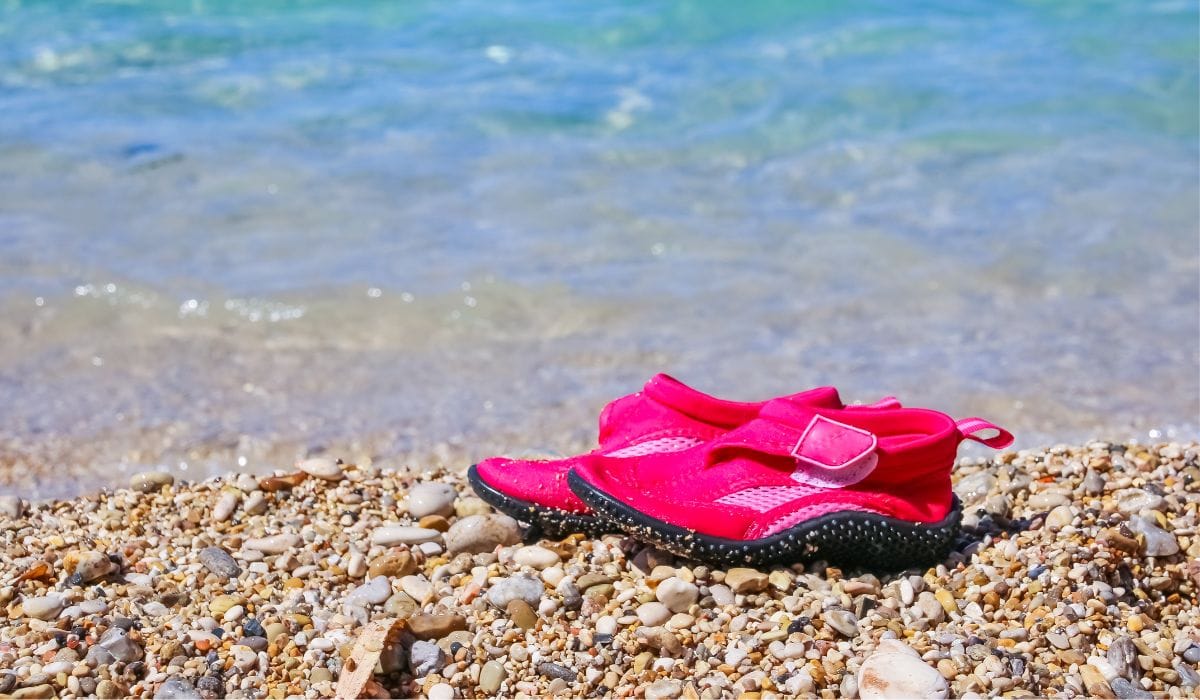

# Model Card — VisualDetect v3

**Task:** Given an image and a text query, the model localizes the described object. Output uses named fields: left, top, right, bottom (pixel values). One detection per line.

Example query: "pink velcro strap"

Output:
left=791, top=415, right=877, bottom=471
left=956, top=417, right=1015, bottom=449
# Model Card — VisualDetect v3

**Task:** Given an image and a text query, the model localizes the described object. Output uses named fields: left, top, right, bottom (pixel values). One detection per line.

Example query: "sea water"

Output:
left=0, top=1, right=1196, bottom=495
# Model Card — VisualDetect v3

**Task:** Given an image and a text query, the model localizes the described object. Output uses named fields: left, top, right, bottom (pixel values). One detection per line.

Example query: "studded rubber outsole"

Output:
left=568, top=470, right=963, bottom=570
left=466, top=465, right=610, bottom=539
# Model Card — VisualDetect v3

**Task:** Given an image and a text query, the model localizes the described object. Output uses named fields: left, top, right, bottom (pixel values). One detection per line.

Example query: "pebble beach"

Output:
left=0, top=440, right=1196, bottom=699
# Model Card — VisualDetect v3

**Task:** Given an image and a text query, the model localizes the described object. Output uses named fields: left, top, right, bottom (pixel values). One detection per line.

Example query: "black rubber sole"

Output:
left=568, top=470, right=962, bottom=570
left=467, top=464, right=610, bottom=539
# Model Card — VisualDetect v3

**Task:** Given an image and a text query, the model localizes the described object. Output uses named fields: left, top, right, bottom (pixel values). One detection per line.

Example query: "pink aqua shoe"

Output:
left=467, top=375, right=898, bottom=537
left=567, top=399, right=1012, bottom=568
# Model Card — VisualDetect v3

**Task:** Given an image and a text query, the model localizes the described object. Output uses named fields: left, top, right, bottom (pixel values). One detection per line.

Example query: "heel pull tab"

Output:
left=956, top=418, right=1015, bottom=449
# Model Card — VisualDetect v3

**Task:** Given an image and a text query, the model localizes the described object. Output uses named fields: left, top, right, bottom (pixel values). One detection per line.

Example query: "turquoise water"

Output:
left=0, top=1, right=1197, bottom=495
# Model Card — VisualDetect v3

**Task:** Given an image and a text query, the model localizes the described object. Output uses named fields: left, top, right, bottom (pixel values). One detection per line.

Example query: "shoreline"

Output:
left=0, top=440, right=1195, bottom=698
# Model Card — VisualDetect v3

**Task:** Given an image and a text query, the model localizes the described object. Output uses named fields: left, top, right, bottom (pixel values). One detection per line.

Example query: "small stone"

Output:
left=370, top=526, right=442, bottom=547
left=1099, top=528, right=1141, bottom=554
left=825, top=609, right=859, bottom=637
left=577, top=573, right=614, bottom=590
left=409, top=640, right=444, bottom=677
left=1046, top=631, right=1071, bottom=650
left=538, top=662, right=576, bottom=681
left=725, top=567, right=768, bottom=594
left=155, top=677, right=201, bottom=699
left=244, top=490, right=268, bottom=515
left=345, top=576, right=392, bottom=606
left=208, top=595, right=243, bottom=617
left=454, top=496, right=492, bottom=517
left=418, top=514, right=450, bottom=531
left=309, top=668, right=333, bottom=685
left=212, top=491, right=239, bottom=522
left=98, top=627, right=143, bottom=662
left=297, top=457, right=344, bottom=480
left=513, top=545, right=560, bottom=570
left=480, top=660, right=506, bottom=694
left=347, top=550, right=367, bottom=578
left=486, top=575, right=543, bottom=609
left=231, top=644, right=257, bottom=672
left=507, top=599, right=538, bottom=630
left=385, top=591, right=419, bottom=617
left=199, top=547, right=241, bottom=579
left=131, top=471, right=174, bottom=492
left=0, top=495, right=25, bottom=518
left=858, top=639, right=949, bottom=699
left=11, top=685, right=55, bottom=699
left=427, top=683, right=454, bottom=700
left=646, top=679, right=683, bottom=700
left=709, top=584, right=735, bottom=606
left=637, top=602, right=672, bottom=627
left=934, top=589, right=958, bottom=615
left=405, top=483, right=458, bottom=518
left=1045, top=505, right=1074, bottom=531
left=369, top=550, right=417, bottom=578
left=222, top=604, right=245, bottom=623
left=1114, top=489, right=1165, bottom=515
left=1107, top=637, right=1138, bottom=679
left=1083, top=469, right=1105, bottom=495
left=22, top=594, right=63, bottom=620
left=1127, top=515, right=1179, bottom=556
left=243, top=534, right=300, bottom=553
left=656, top=577, right=699, bottom=613
left=1081, top=664, right=1116, bottom=699
left=954, top=471, right=995, bottom=504
left=1184, top=646, right=1200, bottom=664
left=843, top=580, right=877, bottom=596
left=0, top=674, right=13, bottom=694
left=1111, top=678, right=1153, bottom=699
left=1028, top=492, right=1069, bottom=509
left=916, top=591, right=945, bottom=623
left=96, top=680, right=123, bottom=699
left=409, top=614, right=468, bottom=639
left=445, top=514, right=521, bottom=554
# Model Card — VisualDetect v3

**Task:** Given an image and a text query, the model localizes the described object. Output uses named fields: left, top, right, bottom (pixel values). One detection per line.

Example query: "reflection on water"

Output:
left=0, top=1, right=1196, bottom=496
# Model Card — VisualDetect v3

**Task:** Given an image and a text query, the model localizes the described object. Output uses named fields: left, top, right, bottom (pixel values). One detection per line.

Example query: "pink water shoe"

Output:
left=567, top=398, right=1012, bottom=568
left=468, top=375, right=897, bottom=537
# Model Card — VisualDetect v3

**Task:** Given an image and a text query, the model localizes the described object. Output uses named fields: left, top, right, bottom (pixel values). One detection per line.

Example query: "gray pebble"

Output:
left=198, top=547, right=241, bottom=579
left=824, top=609, right=859, bottom=638
left=1110, top=678, right=1153, bottom=699
left=537, top=662, right=576, bottom=681
left=99, top=627, right=143, bottom=663
left=1108, top=637, right=1138, bottom=679
left=0, top=674, right=14, bottom=694
left=409, top=640, right=444, bottom=677
left=155, top=677, right=200, bottom=699
left=1183, top=646, right=1200, bottom=664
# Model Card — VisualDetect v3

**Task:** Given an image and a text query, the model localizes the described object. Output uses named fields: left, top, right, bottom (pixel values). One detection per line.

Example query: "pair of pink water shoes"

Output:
left=467, top=374, right=1013, bottom=568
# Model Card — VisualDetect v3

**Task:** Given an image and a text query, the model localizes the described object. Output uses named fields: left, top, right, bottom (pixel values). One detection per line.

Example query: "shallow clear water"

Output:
left=0, top=1, right=1197, bottom=496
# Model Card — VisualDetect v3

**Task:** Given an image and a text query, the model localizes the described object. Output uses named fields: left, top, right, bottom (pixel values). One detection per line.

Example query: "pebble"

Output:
left=98, top=627, right=142, bottom=662
left=22, top=594, right=63, bottom=620
left=131, top=471, right=174, bottom=492
left=646, top=679, right=683, bottom=699
left=409, top=640, right=444, bottom=677
left=709, top=583, right=735, bottom=606
left=444, top=514, right=521, bottom=554
left=370, top=526, right=442, bottom=547
left=409, top=614, right=467, bottom=639
left=538, top=661, right=576, bottom=681
left=637, top=602, right=672, bottom=626
left=1045, top=504, right=1074, bottom=530
left=1114, top=488, right=1165, bottom=514
left=486, top=575, right=543, bottom=610
left=345, top=576, right=392, bottom=606
left=655, top=576, right=699, bottom=613
left=400, top=575, right=434, bottom=603
left=1127, top=515, right=1180, bottom=556
left=405, top=483, right=458, bottom=518
left=858, top=639, right=949, bottom=699
left=825, top=609, right=860, bottom=637
left=243, top=534, right=300, bottom=553
left=513, top=545, right=560, bottom=570
left=297, top=457, right=344, bottom=480
left=507, top=599, right=538, bottom=629
left=725, top=567, right=768, bottom=594
left=198, top=547, right=241, bottom=579
left=427, top=682, right=454, bottom=700
left=1111, top=678, right=1153, bottom=699
left=212, top=491, right=239, bottom=522
left=154, top=677, right=200, bottom=699
left=1081, top=664, right=1116, bottom=698
left=369, top=549, right=417, bottom=578
left=0, top=495, right=25, bottom=518
left=479, top=660, right=506, bottom=694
